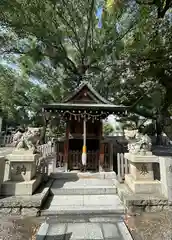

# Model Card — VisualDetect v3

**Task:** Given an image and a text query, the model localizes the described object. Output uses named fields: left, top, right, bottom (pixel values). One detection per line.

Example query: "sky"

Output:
left=96, top=7, right=103, bottom=28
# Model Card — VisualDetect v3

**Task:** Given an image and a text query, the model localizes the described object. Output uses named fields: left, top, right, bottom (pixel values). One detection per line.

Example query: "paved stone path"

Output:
left=37, top=214, right=133, bottom=240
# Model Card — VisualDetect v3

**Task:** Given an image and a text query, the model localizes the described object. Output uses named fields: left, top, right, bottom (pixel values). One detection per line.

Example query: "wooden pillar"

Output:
left=99, top=120, right=104, bottom=172
left=64, top=121, right=69, bottom=172
left=82, top=118, right=87, bottom=167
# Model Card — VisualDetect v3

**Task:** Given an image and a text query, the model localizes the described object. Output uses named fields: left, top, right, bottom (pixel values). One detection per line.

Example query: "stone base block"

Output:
left=7, top=151, right=40, bottom=181
left=1, top=175, right=42, bottom=196
left=125, top=174, right=161, bottom=194
left=117, top=183, right=169, bottom=214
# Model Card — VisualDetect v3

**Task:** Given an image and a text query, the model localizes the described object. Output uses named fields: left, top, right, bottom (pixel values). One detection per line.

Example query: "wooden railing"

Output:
left=117, top=153, right=130, bottom=182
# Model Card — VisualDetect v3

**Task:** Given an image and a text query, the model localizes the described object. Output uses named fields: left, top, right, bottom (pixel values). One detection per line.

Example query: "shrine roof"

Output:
left=63, top=81, right=113, bottom=104
left=42, top=103, right=128, bottom=112
left=42, top=82, right=128, bottom=112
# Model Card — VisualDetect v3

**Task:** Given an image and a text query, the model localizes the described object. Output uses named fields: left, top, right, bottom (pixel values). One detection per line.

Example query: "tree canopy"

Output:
left=0, top=0, right=172, bottom=138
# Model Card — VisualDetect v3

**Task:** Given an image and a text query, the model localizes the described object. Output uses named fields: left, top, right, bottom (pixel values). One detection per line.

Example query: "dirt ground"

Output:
left=125, top=211, right=172, bottom=240
left=0, top=214, right=43, bottom=240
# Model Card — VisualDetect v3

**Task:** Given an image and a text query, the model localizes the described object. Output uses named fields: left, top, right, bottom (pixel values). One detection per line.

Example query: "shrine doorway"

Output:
left=68, top=138, right=99, bottom=171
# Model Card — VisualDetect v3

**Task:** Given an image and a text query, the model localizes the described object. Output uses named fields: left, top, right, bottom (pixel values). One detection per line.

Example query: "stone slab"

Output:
left=125, top=174, right=161, bottom=194
left=41, top=194, right=125, bottom=216
left=50, top=171, right=117, bottom=180
left=50, top=178, right=117, bottom=195
left=1, top=175, right=42, bottom=196
left=159, top=156, right=172, bottom=200
left=68, top=223, right=103, bottom=239
left=125, top=153, right=159, bottom=163
left=46, top=194, right=123, bottom=207
left=51, top=178, right=115, bottom=188
left=51, top=187, right=117, bottom=195
left=50, top=195, right=84, bottom=206
left=83, top=195, right=123, bottom=206
left=42, top=206, right=125, bottom=216
left=101, top=223, right=120, bottom=239
left=7, top=151, right=40, bottom=162
left=47, top=223, right=67, bottom=238
left=117, top=182, right=171, bottom=213
left=36, top=220, right=133, bottom=240
left=0, top=178, right=52, bottom=208
left=46, top=214, right=124, bottom=224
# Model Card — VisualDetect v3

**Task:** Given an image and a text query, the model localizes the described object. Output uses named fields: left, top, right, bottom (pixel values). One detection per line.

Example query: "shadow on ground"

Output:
left=37, top=232, right=72, bottom=240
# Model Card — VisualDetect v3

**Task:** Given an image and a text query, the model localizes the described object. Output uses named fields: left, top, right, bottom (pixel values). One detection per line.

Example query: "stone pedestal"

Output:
left=1, top=150, right=42, bottom=196
left=125, top=152, right=161, bottom=194
left=8, top=150, right=40, bottom=181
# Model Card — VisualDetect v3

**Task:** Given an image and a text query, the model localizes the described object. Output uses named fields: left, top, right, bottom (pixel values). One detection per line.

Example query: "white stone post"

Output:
left=159, top=156, right=172, bottom=201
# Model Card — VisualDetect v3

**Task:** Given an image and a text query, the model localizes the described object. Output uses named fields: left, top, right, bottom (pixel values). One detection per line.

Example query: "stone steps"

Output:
left=50, top=178, right=117, bottom=195
left=50, top=171, right=116, bottom=180
left=50, top=186, right=117, bottom=195
left=41, top=194, right=125, bottom=216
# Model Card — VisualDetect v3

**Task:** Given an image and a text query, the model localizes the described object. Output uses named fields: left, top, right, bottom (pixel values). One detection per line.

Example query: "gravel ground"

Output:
left=0, top=214, right=43, bottom=240
left=126, top=211, right=172, bottom=240
left=1, top=211, right=172, bottom=240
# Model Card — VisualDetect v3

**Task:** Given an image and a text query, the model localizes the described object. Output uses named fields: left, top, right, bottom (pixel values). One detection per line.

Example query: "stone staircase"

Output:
left=41, top=172, right=126, bottom=216
left=37, top=172, right=134, bottom=240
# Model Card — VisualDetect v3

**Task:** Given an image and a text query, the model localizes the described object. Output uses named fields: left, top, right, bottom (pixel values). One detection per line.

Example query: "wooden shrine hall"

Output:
left=42, top=82, right=128, bottom=172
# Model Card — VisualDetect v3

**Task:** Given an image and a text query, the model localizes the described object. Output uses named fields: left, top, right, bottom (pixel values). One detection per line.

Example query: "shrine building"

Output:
left=42, top=82, right=128, bottom=172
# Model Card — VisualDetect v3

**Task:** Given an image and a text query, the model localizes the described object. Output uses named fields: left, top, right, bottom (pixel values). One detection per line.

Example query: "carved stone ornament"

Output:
left=125, top=130, right=152, bottom=154
left=140, top=164, right=149, bottom=175
left=169, top=165, right=172, bottom=173
left=12, top=127, right=42, bottom=153
left=16, top=165, right=27, bottom=175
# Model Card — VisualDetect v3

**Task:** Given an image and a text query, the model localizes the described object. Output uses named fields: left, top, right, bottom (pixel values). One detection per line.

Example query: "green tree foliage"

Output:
left=0, top=0, right=139, bottom=94
left=0, top=0, right=172, bottom=142
left=103, top=122, right=114, bottom=136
